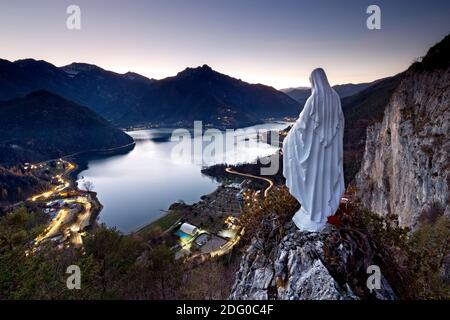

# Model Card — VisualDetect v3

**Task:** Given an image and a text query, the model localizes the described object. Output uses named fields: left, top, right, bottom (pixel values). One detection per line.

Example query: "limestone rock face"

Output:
left=356, top=66, right=450, bottom=229
left=229, top=221, right=395, bottom=300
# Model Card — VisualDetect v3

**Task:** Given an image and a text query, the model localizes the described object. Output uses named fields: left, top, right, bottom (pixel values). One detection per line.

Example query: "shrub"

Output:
left=238, top=186, right=299, bottom=244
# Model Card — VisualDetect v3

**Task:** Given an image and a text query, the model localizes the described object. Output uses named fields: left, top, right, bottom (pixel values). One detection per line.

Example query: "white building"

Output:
left=179, top=222, right=199, bottom=236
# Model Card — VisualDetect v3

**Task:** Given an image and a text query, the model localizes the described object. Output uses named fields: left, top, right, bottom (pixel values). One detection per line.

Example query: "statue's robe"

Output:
left=283, top=68, right=345, bottom=232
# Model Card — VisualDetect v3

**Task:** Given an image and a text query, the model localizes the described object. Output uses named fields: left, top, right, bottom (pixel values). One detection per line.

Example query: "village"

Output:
left=15, top=159, right=102, bottom=250
left=17, top=156, right=269, bottom=265
left=140, top=179, right=261, bottom=262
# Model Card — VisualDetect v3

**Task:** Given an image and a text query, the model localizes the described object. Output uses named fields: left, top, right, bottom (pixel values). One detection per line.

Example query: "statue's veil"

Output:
left=283, top=68, right=345, bottom=232
left=305, top=68, right=343, bottom=148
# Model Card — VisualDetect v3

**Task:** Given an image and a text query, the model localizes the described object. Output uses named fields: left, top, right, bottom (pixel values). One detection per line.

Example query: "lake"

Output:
left=76, top=122, right=290, bottom=233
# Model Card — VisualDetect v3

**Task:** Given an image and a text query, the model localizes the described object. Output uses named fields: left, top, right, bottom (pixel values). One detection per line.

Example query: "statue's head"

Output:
left=309, top=68, right=331, bottom=91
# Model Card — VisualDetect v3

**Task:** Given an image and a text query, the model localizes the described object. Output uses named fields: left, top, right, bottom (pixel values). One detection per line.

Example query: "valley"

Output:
left=0, top=33, right=448, bottom=301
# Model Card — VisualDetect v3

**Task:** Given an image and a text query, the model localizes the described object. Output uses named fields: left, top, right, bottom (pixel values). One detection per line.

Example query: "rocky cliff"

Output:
left=356, top=35, right=450, bottom=229
left=230, top=35, right=450, bottom=300
left=230, top=215, right=396, bottom=300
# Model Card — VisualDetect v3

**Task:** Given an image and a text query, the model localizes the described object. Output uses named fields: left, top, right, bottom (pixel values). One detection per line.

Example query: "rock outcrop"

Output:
left=231, top=34, right=450, bottom=301
left=356, top=35, right=450, bottom=229
left=230, top=219, right=396, bottom=300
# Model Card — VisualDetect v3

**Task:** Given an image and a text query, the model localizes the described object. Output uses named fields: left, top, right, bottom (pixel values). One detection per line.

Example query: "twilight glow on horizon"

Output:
left=0, top=0, right=449, bottom=89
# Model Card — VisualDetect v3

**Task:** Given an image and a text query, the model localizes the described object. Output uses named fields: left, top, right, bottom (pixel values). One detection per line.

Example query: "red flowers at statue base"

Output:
left=327, top=196, right=352, bottom=228
left=327, top=214, right=342, bottom=228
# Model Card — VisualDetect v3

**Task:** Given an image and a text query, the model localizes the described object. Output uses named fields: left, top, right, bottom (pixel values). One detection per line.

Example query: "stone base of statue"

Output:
left=292, top=207, right=328, bottom=232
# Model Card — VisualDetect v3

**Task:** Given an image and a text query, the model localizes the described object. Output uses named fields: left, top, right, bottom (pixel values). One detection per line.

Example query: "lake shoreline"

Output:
left=123, top=118, right=292, bottom=133
left=76, top=123, right=290, bottom=234
left=138, top=153, right=280, bottom=236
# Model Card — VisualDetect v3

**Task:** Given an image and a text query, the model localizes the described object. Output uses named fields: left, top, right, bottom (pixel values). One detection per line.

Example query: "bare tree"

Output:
left=83, top=180, right=94, bottom=192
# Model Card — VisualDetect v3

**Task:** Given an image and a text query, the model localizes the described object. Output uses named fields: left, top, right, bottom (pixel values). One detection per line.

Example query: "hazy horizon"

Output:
left=1, top=0, right=449, bottom=89
left=3, top=56, right=395, bottom=90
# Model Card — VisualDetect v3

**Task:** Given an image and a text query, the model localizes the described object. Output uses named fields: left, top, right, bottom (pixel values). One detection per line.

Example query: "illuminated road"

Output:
left=34, top=195, right=92, bottom=247
left=72, top=197, right=92, bottom=231
left=188, top=167, right=275, bottom=260
left=35, top=208, right=73, bottom=244
left=209, top=228, right=244, bottom=258
left=225, top=167, right=274, bottom=197
left=30, top=160, right=94, bottom=248
left=182, top=168, right=272, bottom=262
left=30, top=161, right=75, bottom=202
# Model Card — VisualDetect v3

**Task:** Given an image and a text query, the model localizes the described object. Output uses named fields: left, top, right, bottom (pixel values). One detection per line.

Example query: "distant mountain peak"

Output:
left=283, top=79, right=386, bottom=104
left=61, top=63, right=106, bottom=77
left=200, top=64, right=212, bottom=71
left=0, top=57, right=298, bottom=129
left=177, top=64, right=216, bottom=78
left=189, top=64, right=213, bottom=71
left=122, top=71, right=153, bottom=82
left=13, top=59, right=58, bottom=70
left=14, top=58, right=42, bottom=66
left=280, top=86, right=309, bottom=93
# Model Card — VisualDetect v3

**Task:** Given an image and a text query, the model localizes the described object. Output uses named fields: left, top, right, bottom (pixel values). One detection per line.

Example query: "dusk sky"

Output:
left=0, top=0, right=449, bottom=88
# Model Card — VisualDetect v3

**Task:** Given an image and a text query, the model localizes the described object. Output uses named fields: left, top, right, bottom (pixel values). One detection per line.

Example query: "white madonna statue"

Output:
left=283, top=68, right=345, bottom=232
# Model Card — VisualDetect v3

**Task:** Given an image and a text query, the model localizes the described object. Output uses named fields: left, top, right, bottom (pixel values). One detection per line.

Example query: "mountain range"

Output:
left=0, top=60, right=299, bottom=128
left=282, top=80, right=383, bottom=106
left=0, top=56, right=401, bottom=170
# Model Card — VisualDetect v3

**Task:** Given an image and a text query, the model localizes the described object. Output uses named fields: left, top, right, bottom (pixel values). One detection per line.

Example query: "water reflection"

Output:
left=77, top=122, right=290, bottom=233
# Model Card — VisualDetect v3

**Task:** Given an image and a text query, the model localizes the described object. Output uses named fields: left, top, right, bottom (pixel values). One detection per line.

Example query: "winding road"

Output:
left=30, top=160, right=94, bottom=247
left=30, top=160, right=75, bottom=202
left=225, top=167, right=274, bottom=198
